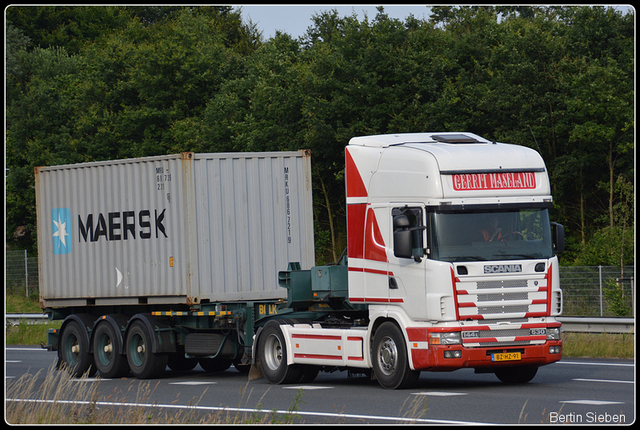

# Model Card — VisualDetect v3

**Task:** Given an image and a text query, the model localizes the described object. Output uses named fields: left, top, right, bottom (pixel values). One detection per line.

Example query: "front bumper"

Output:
left=410, top=340, right=562, bottom=371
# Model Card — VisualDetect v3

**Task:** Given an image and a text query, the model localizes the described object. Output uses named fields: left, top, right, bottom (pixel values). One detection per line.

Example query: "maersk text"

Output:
left=78, top=209, right=167, bottom=242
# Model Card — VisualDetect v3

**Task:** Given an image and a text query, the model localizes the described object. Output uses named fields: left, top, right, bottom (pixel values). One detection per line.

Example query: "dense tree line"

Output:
left=6, top=5, right=634, bottom=266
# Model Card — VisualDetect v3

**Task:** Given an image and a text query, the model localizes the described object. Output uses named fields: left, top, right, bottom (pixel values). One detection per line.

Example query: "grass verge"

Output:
left=6, top=291, right=42, bottom=313
left=6, top=320, right=62, bottom=345
left=561, top=332, right=634, bottom=359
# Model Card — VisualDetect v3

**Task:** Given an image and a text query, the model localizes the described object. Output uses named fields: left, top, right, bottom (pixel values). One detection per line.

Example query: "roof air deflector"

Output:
left=431, top=134, right=480, bottom=144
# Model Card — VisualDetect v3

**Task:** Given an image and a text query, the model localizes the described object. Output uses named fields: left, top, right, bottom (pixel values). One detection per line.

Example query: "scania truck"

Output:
left=38, top=132, right=564, bottom=389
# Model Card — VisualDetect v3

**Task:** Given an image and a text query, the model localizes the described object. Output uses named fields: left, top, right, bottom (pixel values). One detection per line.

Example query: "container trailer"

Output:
left=38, top=132, right=564, bottom=388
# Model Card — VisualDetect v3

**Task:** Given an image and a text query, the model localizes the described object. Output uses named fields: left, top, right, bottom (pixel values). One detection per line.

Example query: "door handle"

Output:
left=389, top=277, right=398, bottom=289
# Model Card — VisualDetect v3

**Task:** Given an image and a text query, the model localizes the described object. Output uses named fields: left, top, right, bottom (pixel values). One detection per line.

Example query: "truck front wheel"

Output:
left=372, top=322, right=420, bottom=389
left=258, top=321, right=302, bottom=384
left=126, top=320, right=168, bottom=379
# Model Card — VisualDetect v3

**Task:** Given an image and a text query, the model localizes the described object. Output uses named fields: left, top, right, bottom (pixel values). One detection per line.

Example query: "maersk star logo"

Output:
left=52, top=208, right=72, bottom=255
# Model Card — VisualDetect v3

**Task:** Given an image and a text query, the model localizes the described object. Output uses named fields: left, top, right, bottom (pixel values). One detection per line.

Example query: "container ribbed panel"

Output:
left=37, top=151, right=314, bottom=307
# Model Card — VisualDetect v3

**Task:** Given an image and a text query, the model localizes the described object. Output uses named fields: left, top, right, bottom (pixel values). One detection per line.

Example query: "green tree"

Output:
left=6, top=6, right=134, bottom=54
left=5, top=5, right=633, bottom=267
left=5, top=7, right=259, bottom=252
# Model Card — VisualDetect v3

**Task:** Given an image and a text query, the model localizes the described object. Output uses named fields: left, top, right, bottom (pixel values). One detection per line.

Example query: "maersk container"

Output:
left=36, top=151, right=314, bottom=308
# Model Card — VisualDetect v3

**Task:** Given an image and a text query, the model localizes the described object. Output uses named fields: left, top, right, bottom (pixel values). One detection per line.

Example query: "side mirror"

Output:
left=551, top=222, right=565, bottom=253
left=393, top=215, right=424, bottom=261
left=393, top=214, right=410, bottom=229
left=394, top=229, right=413, bottom=259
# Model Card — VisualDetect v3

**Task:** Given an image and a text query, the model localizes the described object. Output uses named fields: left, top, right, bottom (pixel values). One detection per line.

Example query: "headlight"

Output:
left=547, top=327, right=561, bottom=340
left=429, top=331, right=462, bottom=345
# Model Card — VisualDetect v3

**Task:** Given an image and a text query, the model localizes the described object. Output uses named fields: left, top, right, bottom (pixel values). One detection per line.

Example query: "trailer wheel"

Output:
left=371, top=322, right=420, bottom=389
left=93, top=322, right=130, bottom=378
left=126, top=320, right=168, bottom=379
left=495, top=366, right=538, bottom=384
left=59, top=320, right=96, bottom=377
left=258, top=321, right=302, bottom=384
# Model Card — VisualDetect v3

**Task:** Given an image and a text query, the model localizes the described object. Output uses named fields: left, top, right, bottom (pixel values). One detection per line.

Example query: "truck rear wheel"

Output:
left=59, top=320, right=96, bottom=377
left=495, top=366, right=538, bottom=384
left=126, top=320, right=168, bottom=379
left=93, top=321, right=130, bottom=378
left=372, top=322, right=420, bottom=389
left=258, top=321, right=302, bottom=384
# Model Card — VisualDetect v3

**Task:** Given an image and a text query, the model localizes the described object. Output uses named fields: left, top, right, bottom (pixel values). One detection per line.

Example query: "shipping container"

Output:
left=36, top=151, right=314, bottom=308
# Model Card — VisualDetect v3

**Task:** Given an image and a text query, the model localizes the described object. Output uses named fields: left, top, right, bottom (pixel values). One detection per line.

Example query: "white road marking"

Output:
left=560, top=400, right=624, bottom=405
left=169, top=381, right=217, bottom=385
left=412, top=392, right=468, bottom=396
left=555, top=361, right=634, bottom=367
left=70, top=378, right=110, bottom=382
left=5, top=398, right=494, bottom=424
left=573, top=378, right=634, bottom=384
left=282, top=385, right=333, bottom=390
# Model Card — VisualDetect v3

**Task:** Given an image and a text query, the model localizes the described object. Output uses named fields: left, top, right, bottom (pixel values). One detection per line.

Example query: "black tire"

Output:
left=297, top=365, right=320, bottom=383
left=199, top=357, right=232, bottom=372
left=495, top=366, right=538, bottom=384
left=125, top=320, right=168, bottom=379
left=93, top=321, right=130, bottom=378
left=168, top=348, right=199, bottom=372
left=59, top=320, right=96, bottom=377
left=258, top=321, right=302, bottom=384
left=371, top=322, right=420, bottom=389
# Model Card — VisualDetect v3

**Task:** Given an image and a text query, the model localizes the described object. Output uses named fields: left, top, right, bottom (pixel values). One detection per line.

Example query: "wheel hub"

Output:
left=378, top=337, right=397, bottom=375
left=264, top=334, right=282, bottom=371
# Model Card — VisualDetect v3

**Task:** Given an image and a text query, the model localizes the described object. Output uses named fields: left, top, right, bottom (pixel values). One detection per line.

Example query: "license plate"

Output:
left=492, top=352, right=521, bottom=362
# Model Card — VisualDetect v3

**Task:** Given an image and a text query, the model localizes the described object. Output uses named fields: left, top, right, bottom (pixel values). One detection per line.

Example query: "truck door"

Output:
left=388, top=206, right=427, bottom=320
left=361, top=205, right=392, bottom=302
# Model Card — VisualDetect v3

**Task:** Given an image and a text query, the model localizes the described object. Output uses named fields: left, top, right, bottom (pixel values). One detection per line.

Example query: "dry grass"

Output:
left=5, top=364, right=305, bottom=424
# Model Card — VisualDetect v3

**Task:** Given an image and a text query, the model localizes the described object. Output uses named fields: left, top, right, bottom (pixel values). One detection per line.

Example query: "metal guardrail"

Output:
left=5, top=313, right=49, bottom=326
left=5, top=313, right=635, bottom=334
left=557, top=317, right=635, bottom=334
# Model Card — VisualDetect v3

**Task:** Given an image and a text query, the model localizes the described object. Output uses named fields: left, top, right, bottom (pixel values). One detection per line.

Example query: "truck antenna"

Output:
left=528, top=125, right=542, bottom=154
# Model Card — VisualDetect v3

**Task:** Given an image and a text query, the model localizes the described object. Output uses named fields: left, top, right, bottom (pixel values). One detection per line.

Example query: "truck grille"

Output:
left=455, top=273, right=551, bottom=347
left=477, top=280, right=528, bottom=289
left=456, top=277, right=548, bottom=320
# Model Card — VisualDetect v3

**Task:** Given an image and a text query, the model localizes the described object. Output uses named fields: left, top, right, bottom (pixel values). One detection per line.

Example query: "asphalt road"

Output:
left=6, top=346, right=635, bottom=424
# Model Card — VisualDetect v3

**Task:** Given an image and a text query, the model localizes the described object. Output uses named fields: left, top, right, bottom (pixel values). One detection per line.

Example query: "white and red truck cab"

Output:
left=258, top=132, right=564, bottom=389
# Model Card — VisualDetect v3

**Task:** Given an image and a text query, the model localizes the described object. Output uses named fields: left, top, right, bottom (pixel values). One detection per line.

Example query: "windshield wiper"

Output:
left=450, top=256, right=488, bottom=261
left=497, top=252, right=539, bottom=259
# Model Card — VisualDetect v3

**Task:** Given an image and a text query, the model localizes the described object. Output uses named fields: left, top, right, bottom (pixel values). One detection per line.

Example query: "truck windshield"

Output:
left=429, top=208, right=554, bottom=262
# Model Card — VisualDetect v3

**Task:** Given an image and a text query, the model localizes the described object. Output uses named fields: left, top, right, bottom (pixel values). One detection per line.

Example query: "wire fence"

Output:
left=560, top=265, right=634, bottom=317
left=6, top=250, right=40, bottom=298
left=5, top=250, right=635, bottom=317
